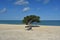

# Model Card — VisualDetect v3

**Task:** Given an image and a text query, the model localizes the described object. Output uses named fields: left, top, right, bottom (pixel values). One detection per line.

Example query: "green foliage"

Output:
left=22, top=15, right=40, bottom=25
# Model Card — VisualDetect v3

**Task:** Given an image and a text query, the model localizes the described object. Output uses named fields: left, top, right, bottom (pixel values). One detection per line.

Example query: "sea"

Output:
left=0, top=20, right=60, bottom=26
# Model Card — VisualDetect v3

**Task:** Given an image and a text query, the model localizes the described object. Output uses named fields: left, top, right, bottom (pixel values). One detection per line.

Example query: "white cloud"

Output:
left=14, top=0, right=29, bottom=5
left=43, top=0, right=50, bottom=4
left=36, top=0, right=50, bottom=4
left=0, top=8, right=7, bottom=13
left=23, top=7, right=30, bottom=12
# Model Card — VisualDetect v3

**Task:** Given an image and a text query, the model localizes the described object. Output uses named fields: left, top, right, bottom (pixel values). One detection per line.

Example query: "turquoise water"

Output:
left=0, top=20, right=60, bottom=26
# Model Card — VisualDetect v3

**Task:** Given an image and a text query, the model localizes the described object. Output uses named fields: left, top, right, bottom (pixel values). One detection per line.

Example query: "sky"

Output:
left=0, top=0, right=60, bottom=20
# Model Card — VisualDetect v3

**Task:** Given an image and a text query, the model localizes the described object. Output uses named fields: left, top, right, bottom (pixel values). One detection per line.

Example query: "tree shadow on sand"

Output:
left=25, top=25, right=40, bottom=30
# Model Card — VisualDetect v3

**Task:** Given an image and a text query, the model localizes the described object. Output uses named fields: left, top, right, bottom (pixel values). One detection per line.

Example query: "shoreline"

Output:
left=0, top=24, right=60, bottom=30
left=0, top=24, right=60, bottom=26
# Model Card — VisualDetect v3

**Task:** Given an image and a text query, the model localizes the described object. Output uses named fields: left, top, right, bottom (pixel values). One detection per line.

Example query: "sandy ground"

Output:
left=0, top=24, right=60, bottom=40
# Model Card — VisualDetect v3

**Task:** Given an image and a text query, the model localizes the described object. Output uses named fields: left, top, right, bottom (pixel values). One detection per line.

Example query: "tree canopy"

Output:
left=22, top=15, right=40, bottom=25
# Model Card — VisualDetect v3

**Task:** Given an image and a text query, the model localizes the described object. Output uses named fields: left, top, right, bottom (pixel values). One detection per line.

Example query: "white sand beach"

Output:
left=0, top=24, right=60, bottom=40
